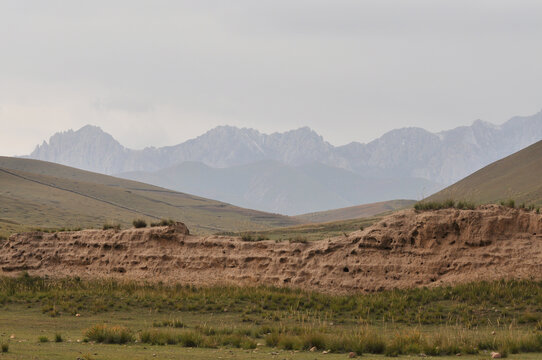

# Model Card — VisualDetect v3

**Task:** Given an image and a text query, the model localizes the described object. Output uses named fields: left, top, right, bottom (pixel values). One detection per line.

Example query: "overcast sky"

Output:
left=1, top=0, right=541, bottom=156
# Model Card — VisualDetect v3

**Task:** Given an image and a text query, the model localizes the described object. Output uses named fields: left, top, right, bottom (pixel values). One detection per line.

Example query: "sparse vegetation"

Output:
left=153, top=319, right=184, bottom=328
left=85, top=324, right=133, bottom=344
left=0, top=275, right=540, bottom=357
left=150, top=219, right=175, bottom=227
left=289, top=236, right=308, bottom=243
left=102, top=222, right=121, bottom=230
left=414, top=200, right=475, bottom=211
left=240, top=233, right=254, bottom=242
left=38, top=335, right=49, bottom=343
left=132, top=219, right=147, bottom=228
left=2, top=275, right=542, bottom=327
left=505, top=199, right=516, bottom=208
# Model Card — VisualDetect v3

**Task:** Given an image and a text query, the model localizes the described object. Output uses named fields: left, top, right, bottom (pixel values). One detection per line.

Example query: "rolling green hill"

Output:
left=294, top=199, right=416, bottom=223
left=425, top=140, right=542, bottom=206
left=0, top=157, right=299, bottom=238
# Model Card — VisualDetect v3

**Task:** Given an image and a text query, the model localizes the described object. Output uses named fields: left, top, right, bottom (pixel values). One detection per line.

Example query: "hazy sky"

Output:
left=1, top=0, right=541, bottom=156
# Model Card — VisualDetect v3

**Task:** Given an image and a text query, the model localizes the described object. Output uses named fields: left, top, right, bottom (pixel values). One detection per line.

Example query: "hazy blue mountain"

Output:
left=119, top=161, right=439, bottom=215
left=27, top=109, right=542, bottom=214
left=29, top=110, right=542, bottom=185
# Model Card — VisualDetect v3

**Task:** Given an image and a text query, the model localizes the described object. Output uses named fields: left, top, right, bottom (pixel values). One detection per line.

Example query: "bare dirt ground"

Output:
left=2, top=205, right=541, bottom=293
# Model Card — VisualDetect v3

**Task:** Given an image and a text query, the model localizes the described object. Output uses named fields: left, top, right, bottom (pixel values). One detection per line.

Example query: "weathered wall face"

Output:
left=2, top=205, right=542, bottom=294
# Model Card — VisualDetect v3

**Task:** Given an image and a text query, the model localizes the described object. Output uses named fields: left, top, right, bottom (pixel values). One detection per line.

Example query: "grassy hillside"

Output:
left=220, top=213, right=389, bottom=242
left=119, top=161, right=438, bottom=215
left=0, top=157, right=299, bottom=238
left=425, top=140, right=542, bottom=206
left=294, top=199, right=415, bottom=223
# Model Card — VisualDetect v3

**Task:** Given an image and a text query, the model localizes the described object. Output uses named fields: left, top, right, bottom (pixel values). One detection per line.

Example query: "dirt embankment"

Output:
left=1, top=205, right=542, bottom=293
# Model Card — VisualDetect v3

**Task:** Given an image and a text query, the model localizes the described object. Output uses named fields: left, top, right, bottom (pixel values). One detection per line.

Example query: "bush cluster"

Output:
left=132, top=219, right=147, bottom=228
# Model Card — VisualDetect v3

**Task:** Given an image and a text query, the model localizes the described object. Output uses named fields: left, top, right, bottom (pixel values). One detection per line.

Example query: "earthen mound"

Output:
left=1, top=205, right=541, bottom=293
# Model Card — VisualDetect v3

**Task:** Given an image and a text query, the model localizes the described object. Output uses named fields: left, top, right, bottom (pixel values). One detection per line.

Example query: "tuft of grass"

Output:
left=151, top=219, right=175, bottom=227
left=38, top=335, right=49, bottom=343
left=132, top=219, right=147, bottom=228
left=55, top=333, right=63, bottom=342
left=240, top=233, right=254, bottom=242
left=505, top=199, right=516, bottom=208
left=102, top=223, right=121, bottom=231
left=289, top=236, right=308, bottom=244
left=85, top=324, right=133, bottom=344
left=1, top=343, right=8, bottom=353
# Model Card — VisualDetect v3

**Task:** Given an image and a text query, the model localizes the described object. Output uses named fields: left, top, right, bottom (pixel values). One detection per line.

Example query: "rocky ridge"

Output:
left=29, top=110, right=542, bottom=185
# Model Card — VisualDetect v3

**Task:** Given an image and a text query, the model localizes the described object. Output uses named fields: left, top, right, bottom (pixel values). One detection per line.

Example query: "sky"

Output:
left=1, top=0, right=541, bottom=156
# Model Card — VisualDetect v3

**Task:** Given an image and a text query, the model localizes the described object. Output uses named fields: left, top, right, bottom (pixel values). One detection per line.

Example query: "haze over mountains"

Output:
left=28, top=109, right=542, bottom=214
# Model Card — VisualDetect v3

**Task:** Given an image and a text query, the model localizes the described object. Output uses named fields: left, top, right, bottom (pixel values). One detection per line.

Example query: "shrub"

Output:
left=85, top=324, right=133, bottom=344
left=132, top=219, right=147, bottom=228
left=265, top=332, right=281, bottom=347
left=505, top=199, right=515, bottom=208
left=1, top=343, right=8, bottom=353
left=151, top=219, right=175, bottom=227
left=241, top=339, right=257, bottom=350
left=279, top=335, right=299, bottom=350
left=140, top=329, right=180, bottom=345
left=358, top=331, right=386, bottom=354
left=38, top=335, right=49, bottom=343
left=302, top=332, right=326, bottom=350
left=55, top=333, right=63, bottom=342
left=289, top=236, right=308, bottom=244
left=103, top=223, right=121, bottom=231
left=179, top=330, right=205, bottom=347
left=161, top=219, right=175, bottom=226
left=456, top=201, right=475, bottom=210
left=241, top=233, right=254, bottom=242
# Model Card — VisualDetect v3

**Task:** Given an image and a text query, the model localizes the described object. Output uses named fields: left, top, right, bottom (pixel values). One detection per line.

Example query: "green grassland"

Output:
left=426, top=140, right=542, bottom=207
left=0, top=276, right=541, bottom=359
left=0, top=157, right=299, bottom=238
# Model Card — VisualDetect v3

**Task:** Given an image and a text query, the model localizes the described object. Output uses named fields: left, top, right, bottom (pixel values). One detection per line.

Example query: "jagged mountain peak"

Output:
left=27, top=109, right=542, bottom=186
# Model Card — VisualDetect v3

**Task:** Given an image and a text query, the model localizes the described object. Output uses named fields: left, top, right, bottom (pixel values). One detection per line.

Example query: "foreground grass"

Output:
left=0, top=275, right=541, bottom=358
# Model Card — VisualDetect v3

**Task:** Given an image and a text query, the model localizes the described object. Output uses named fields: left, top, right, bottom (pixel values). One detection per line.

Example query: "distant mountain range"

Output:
left=28, top=109, right=542, bottom=214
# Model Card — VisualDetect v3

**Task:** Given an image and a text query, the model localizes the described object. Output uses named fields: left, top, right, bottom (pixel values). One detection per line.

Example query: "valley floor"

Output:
left=1, top=305, right=540, bottom=360
left=0, top=277, right=541, bottom=359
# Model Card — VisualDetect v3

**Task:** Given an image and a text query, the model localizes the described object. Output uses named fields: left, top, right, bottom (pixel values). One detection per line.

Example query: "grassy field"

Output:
left=0, top=157, right=299, bottom=238
left=294, top=200, right=415, bottom=224
left=0, top=275, right=541, bottom=359
left=426, top=140, right=542, bottom=207
left=219, top=214, right=385, bottom=241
